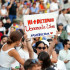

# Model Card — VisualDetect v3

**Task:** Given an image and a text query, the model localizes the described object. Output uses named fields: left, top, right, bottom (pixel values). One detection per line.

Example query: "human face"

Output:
left=58, top=25, right=63, bottom=30
left=53, top=0, right=57, bottom=3
left=5, top=0, right=8, bottom=2
left=36, top=43, right=46, bottom=55
left=33, top=4, right=36, bottom=8
left=22, top=40, right=26, bottom=47
left=24, top=4, right=27, bottom=8
left=10, top=27, right=15, bottom=33
left=6, top=19, right=11, bottom=23
left=40, top=1, right=44, bottom=4
left=2, top=5, right=5, bottom=9
left=19, top=21, right=23, bottom=26
left=66, top=41, right=70, bottom=49
left=2, top=37, right=8, bottom=44
left=17, top=2, right=20, bottom=7
left=11, top=0, right=14, bottom=2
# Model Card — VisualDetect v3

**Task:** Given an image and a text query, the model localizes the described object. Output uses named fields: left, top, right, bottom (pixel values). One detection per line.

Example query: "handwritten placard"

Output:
left=24, top=13, right=57, bottom=38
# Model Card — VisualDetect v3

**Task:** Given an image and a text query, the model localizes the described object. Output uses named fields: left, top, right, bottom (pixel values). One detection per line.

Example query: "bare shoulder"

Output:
left=8, top=48, right=17, bottom=57
left=2, top=44, right=8, bottom=51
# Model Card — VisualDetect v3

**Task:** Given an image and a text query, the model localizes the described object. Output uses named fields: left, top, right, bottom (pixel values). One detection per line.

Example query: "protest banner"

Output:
left=24, top=13, right=57, bottom=38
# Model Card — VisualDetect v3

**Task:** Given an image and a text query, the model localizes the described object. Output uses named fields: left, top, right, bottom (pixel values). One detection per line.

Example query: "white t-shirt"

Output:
left=22, top=8, right=29, bottom=15
left=36, top=2, right=39, bottom=8
left=19, top=49, right=38, bottom=60
left=66, top=24, right=70, bottom=40
left=50, top=2, right=59, bottom=14
left=18, top=49, right=29, bottom=61
left=58, top=13, right=69, bottom=26
left=58, top=49, right=70, bottom=69
left=44, top=0, right=48, bottom=4
left=56, top=59, right=67, bottom=70
left=19, top=25, right=24, bottom=30
left=0, top=27, right=6, bottom=32
left=1, top=9, right=7, bottom=16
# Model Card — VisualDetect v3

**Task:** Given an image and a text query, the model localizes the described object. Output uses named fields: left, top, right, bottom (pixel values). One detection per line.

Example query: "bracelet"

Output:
left=26, top=39, right=31, bottom=42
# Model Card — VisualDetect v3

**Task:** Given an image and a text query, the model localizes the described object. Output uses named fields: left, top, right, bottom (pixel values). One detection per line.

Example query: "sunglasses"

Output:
left=37, top=47, right=46, bottom=50
left=31, top=59, right=38, bottom=64
left=31, top=59, right=41, bottom=65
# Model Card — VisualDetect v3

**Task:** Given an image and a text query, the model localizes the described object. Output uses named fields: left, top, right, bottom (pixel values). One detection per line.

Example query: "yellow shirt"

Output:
left=45, top=3, right=50, bottom=13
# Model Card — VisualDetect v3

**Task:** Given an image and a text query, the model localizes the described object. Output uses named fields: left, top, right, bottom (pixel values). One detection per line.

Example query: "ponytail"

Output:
left=7, top=37, right=13, bottom=44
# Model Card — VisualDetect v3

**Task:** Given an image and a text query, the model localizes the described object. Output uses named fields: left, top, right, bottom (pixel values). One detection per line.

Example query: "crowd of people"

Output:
left=0, top=0, right=70, bottom=70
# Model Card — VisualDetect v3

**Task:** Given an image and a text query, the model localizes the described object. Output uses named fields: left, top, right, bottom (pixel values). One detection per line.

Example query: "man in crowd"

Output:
left=0, top=35, right=8, bottom=46
left=58, top=39, right=70, bottom=70
left=7, top=0, right=17, bottom=22
left=50, top=0, right=61, bottom=14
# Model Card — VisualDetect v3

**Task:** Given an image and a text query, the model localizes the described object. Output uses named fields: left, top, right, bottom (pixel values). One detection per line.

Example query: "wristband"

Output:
left=26, top=39, right=31, bottom=42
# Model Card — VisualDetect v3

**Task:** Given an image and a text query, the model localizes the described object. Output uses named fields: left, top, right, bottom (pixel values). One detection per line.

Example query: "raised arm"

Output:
left=7, top=1, right=13, bottom=9
left=24, top=32, right=34, bottom=59
left=47, top=39, right=57, bottom=56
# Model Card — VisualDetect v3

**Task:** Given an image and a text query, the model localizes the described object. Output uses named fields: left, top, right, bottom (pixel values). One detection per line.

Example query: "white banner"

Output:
left=24, top=13, right=57, bottom=38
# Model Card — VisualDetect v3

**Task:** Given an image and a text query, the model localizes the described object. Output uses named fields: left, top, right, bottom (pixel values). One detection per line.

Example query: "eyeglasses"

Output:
left=37, top=47, right=46, bottom=50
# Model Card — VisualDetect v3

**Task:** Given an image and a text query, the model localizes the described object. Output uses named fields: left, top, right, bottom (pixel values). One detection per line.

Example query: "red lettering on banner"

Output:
left=27, top=18, right=54, bottom=25
left=37, top=19, right=40, bottom=24
left=25, top=24, right=55, bottom=32
left=28, top=20, right=33, bottom=25
left=33, top=20, right=36, bottom=24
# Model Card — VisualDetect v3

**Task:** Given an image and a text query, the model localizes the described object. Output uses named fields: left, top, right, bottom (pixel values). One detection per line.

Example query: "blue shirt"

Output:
left=30, top=7, right=39, bottom=13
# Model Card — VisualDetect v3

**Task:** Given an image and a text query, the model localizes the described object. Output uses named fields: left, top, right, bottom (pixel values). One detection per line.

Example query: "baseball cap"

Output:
left=41, top=40, right=49, bottom=47
left=57, top=23, right=63, bottom=26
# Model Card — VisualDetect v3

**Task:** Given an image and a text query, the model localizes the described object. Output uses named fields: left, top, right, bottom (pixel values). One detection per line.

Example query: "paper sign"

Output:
left=24, top=13, right=57, bottom=38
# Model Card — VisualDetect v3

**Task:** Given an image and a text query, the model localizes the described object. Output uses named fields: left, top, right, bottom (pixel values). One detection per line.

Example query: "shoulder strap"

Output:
left=6, top=48, right=15, bottom=53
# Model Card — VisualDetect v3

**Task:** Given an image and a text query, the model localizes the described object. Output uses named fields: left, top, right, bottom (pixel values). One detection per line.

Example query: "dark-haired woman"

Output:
left=34, top=41, right=57, bottom=63
left=57, top=23, right=67, bottom=41
left=38, top=51, right=55, bottom=70
left=39, top=0, right=46, bottom=13
left=0, top=31, right=33, bottom=70
left=18, top=37, right=29, bottom=61
left=24, top=59, right=41, bottom=70
left=55, top=23, right=68, bottom=51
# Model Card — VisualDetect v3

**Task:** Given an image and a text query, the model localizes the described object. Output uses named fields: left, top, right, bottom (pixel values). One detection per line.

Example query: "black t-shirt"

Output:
left=8, top=2, right=17, bottom=15
left=4, top=23, right=11, bottom=29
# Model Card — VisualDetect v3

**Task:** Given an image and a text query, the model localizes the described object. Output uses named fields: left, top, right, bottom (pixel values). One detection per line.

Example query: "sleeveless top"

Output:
left=0, top=46, right=15, bottom=68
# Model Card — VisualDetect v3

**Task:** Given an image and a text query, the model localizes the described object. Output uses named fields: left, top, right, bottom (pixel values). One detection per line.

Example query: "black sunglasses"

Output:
left=37, top=47, right=46, bottom=50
